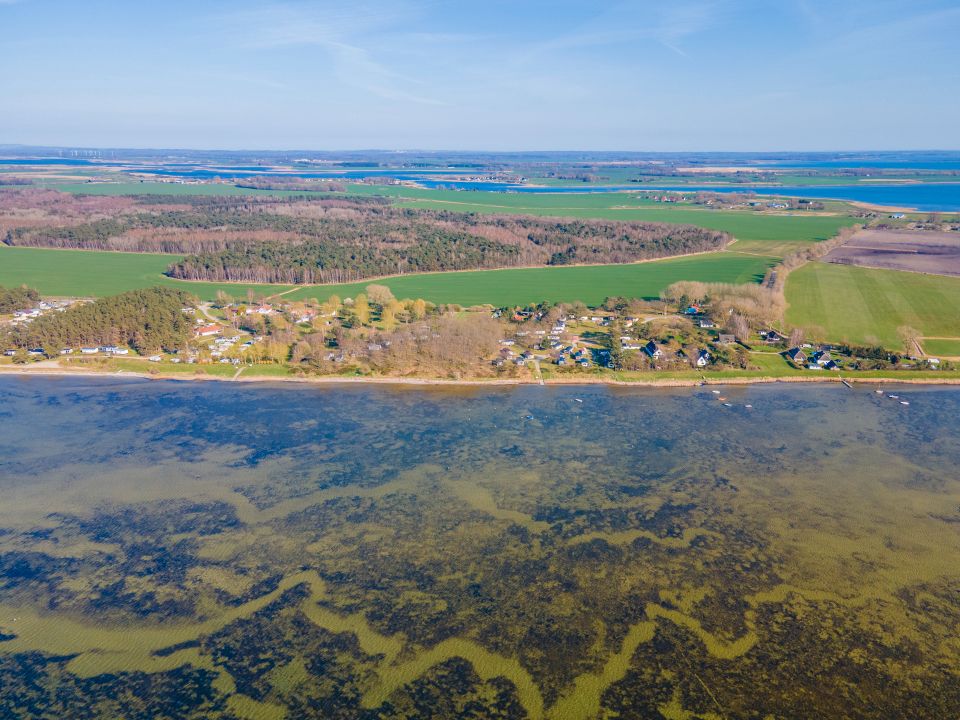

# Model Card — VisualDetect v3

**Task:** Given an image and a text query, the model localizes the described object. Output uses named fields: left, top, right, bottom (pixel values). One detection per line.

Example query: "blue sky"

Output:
left=1, top=0, right=958, bottom=150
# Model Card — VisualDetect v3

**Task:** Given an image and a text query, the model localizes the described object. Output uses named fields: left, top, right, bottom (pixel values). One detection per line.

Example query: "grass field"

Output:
left=281, top=252, right=776, bottom=306
left=919, top=338, right=960, bottom=357
left=786, top=262, right=960, bottom=349
left=0, top=246, right=291, bottom=300
left=1, top=244, right=775, bottom=306
left=92, top=358, right=241, bottom=377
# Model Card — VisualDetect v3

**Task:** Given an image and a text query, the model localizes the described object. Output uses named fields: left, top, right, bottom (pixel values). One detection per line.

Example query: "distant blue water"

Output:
left=0, top=157, right=98, bottom=165
left=3, top=156, right=958, bottom=210
left=753, top=159, right=960, bottom=170
left=637, top=184, right=960, bottom=212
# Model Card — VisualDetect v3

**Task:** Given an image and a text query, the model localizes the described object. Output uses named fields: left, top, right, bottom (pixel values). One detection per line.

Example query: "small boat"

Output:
left=900, top=401, right=910, bottom=406
left=875, top=389, right=884, bottom=394
left=888, top=395, right=899, bottom=400
left=711, top=390, right=721, bottom=395
left=723, top=402, right=733, bottom=407
left=744, top=404, right=753, bottom=409
left=574, top=398, right=583, bottom=403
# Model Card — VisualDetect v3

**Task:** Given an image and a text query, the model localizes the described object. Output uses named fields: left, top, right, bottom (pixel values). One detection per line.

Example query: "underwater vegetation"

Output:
left=0, top=377, right=958, bottom=719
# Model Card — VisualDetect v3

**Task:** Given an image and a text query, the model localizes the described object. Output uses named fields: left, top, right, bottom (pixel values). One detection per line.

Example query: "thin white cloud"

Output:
left=214, top=2, right=444, bottom=105
left=516, top=0, right=720, bottom=61
left=219, top=3, right=411, bottom=48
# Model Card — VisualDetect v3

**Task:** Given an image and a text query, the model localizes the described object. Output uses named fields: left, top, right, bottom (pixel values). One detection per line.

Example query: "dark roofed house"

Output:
left=785, top=347, right=806, bottom=365
left=812, top=350, right=833, bottom=366
left=762, top=330, right=787, bottom=344
left=643, top=340, right=663, bottom=358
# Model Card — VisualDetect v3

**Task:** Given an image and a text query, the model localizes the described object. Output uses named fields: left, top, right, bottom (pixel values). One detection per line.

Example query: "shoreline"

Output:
left=3, top=365, right=959, bottom=388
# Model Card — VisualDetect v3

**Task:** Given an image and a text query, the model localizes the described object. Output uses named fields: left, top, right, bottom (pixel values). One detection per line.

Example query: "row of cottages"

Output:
left=785, top=347, right=838, bottom=370
left=555, top=350, right=591, bottom=368
left=73, top=345, right=129, bottom=355
left=644, top=340, right=711, bottom=367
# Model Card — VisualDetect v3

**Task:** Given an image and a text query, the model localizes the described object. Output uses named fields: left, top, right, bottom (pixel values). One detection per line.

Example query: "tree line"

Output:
left=0, top=285, right=40, bottom=313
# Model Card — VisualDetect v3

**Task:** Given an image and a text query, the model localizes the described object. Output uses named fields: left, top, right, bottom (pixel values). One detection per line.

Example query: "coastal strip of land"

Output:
left=3, top=364, right=960, bottom=387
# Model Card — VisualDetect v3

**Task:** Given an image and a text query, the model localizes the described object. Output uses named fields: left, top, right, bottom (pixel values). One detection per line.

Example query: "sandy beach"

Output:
left=3, top=364, right=959, bottom=388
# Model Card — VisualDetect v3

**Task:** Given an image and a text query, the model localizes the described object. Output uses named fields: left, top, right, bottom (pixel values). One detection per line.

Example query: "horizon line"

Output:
left=2, top=144, right=960, bottom=156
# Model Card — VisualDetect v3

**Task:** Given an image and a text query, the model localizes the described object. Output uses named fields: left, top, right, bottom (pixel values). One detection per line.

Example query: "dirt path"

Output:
left=265, top=286, right=302, bottom=301
left=531, top=359, right=545, bottom=386
left=198, top=303, right=219, bottom=323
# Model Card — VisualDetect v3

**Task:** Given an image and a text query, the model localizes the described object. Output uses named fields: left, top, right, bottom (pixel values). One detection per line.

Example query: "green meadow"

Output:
left=281, top=252, right=776, bottom=306
left=0, top=245, right=291, bottom=300
left=785, top=262, right=960, bottom=349
left=919, top=338, right=960, bottom=357
left=0, top=244, right=774, bottom=306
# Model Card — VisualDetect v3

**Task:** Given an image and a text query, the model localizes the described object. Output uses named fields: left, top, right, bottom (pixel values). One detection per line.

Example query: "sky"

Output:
left=1, top=0, right=959, bottom=151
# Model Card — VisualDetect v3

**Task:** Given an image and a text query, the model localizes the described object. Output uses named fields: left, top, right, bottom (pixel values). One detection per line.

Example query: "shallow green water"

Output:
left=0, top=377, right=958, bottom=719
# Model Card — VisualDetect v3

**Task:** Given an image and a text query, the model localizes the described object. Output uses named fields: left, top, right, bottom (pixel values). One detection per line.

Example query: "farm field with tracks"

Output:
left=786, top=261, right=960, bottom=348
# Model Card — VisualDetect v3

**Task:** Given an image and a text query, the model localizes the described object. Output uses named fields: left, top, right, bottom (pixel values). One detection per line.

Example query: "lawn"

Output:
left=0, top=245, right=292, bottom=300
left=282, top=252, right=776, bottom=306
left=785, top=262, right=960, bottom=349
left=1, top=243, right=774, bottom=307
left=240, top=364, right=296, bottom=377
left=919, top=338, right=960, bottom=357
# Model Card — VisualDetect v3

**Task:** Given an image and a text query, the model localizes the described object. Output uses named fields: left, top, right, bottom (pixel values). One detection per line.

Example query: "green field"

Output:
left=919, top=338, right=960, bottom=357
left=281, top=252, right=776, bottom=306
left=0, top=246, right=291, bottom=300
left=785, top=262, right=960, bottom=349
left=1, top=244, right=774, bottom=306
